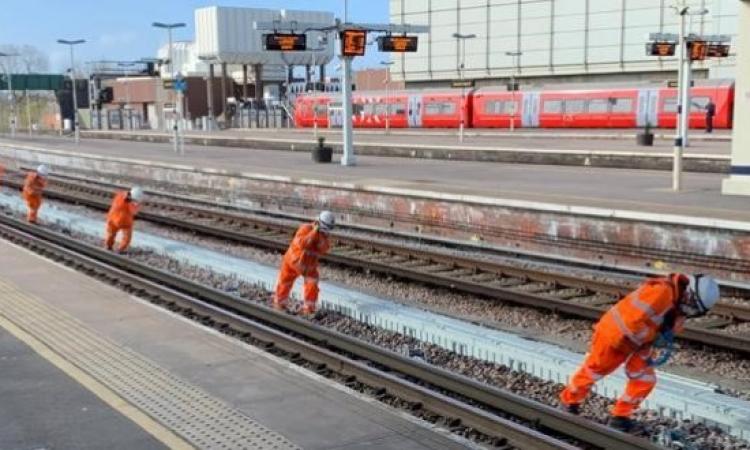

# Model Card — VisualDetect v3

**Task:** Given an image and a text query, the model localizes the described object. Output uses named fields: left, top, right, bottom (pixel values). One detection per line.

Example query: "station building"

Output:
left=389, top=0, right=739, bottom=88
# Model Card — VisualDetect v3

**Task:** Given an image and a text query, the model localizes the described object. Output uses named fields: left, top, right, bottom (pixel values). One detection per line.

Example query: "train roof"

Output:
left=297, top=78, right=734, bottom=99
left=475, top=78, right=734, bottom=94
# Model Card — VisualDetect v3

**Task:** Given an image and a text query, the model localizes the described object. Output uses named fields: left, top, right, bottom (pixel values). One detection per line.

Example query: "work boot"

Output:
left=560, top=403, right=580, bottom=415
left=609, top=416, right=635, bottom=432
left=272, top=299, right=288, bottom=312
left=300, top=303, right=317, bottom=317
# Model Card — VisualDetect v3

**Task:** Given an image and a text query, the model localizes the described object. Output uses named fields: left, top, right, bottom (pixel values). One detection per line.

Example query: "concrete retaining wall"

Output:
left=1, top=143, right=747, bottom=279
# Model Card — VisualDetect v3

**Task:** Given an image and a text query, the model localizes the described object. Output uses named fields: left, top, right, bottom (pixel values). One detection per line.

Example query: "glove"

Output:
left=647, top=331, right=674, bottom=367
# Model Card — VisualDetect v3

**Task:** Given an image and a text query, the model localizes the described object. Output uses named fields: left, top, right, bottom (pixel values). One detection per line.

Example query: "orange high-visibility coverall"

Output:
left=22, top=171, right=46, bottom=223
left=560, top=274, right=686, bottom=418
left=104, top=191, right=140, bottom=252
left=274, top=222, right=330, bottom=313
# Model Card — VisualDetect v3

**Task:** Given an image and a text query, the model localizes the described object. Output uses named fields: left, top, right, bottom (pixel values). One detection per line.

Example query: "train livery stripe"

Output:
left=730, top=166, right=750, bottom=175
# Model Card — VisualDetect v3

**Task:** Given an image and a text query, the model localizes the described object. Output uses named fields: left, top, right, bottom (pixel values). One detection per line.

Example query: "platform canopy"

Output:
left=195, top=6, right=335, bottom=66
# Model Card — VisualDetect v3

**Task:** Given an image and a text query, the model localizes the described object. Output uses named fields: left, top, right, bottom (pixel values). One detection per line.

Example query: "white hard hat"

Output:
left=129, top=186, right=144, bottom=202
left=318, top=210, right=335, bottom=232
left=36, top=164, right=49, bottom=177
left=687, top=274, right=720, bottom=314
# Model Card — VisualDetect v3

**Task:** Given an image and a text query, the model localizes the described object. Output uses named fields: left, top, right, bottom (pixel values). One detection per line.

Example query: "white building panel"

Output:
left=194, top=6, right=335, bottom=66
left=390, top=0, right=738, bottom=85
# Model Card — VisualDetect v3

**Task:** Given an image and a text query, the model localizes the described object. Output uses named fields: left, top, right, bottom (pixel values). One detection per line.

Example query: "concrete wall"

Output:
left=1, top=143, right=747, bottom=280
left=390, top=0, right=738, bottom=87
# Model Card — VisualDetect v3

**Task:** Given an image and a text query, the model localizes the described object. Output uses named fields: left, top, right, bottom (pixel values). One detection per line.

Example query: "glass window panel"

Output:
left=565, top=100, right=585, bottom=114
left=426, top=103, right=442, bottom=115
left=663, top=97, right=677, bottom=113
left=543, top=100, right=562, bottom=113
left=691, top=96, right=710, bottom=112
left=588, top=99, right=609, bottom=113
left=611, top=98, right=633, bottom=113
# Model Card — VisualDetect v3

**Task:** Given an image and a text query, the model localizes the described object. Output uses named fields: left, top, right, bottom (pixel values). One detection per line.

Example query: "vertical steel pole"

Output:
left=207, top=63, right=214, bottom=131
left=459, top=37, right=466, bottom=143
left=8, top=66, right=15, bottom=138
left=341, top=56, right=355, bottom=166
left=313, top=51, right=318, bottom=137
left=26, top=89, right=31, bottom=136
left=385, top=68, right=390, bottom=133
left=681, top=56, right=692, bottom=149
left=673, top=9, right=686, bottom=191
left=70, top=45, right=80, bottom=145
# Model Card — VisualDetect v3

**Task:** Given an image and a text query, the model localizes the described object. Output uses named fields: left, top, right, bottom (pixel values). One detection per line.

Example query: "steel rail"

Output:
left=0, top=214, right=661, bottom=450
left=14, top=169, right=750, bottom=276
left=6, top=174, right=750, bottom=355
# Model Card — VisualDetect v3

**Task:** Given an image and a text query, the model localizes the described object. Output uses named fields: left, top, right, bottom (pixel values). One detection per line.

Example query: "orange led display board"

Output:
left=264, top=33, right=307, bottom=51
left=377, top=35, right=419, bottom=52
left=341, top=29, right=367, bottom=57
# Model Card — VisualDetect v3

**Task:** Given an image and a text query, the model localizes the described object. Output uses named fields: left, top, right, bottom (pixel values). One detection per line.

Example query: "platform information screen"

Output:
left=377, top=35, right=419, bottom=52
left=647, top=42, right=676, bottom=57
left=341, top=29, right=367, bottom=57
left=264, top=33, right=307, bottom=51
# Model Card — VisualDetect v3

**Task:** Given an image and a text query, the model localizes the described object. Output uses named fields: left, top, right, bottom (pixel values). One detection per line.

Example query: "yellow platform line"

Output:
left=0, top=311, right=194, bottom=450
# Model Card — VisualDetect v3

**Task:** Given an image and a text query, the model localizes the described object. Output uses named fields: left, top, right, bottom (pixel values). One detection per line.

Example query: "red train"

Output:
left=294, top=80, right=734, bottom=130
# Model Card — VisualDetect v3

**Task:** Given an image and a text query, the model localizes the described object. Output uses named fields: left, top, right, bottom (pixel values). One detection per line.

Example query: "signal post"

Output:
left=256, top=18, right=428, bottom=167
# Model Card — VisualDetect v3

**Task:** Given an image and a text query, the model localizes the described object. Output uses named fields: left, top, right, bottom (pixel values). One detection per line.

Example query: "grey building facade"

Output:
left=389, top=0, right=738, bottom=88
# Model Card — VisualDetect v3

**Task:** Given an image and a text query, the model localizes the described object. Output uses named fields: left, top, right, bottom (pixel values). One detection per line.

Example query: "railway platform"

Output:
left=1, top=135, right=749, bottom=276
left=0, top=238, right=469, bottom=450
left=78, top=128, right=730, bottom=173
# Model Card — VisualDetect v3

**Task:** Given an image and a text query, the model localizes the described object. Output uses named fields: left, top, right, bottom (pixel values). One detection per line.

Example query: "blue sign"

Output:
left=173, top=79, right=187, bottom=93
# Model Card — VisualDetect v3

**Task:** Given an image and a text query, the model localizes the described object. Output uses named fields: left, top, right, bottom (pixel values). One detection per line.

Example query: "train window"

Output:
left=543, top=100, right=562, bottom=113
left=484, top=101, right=500, bottom=114
left=425, top=103, right=441, bottom=115
left=374, top=104, right=388, bottom=115
left=565, top=100, right=585, bottom=114
left=588, top=99, right=609, bottom=113
left=391, top=104, right=407, bottom=115
left=313, top=104, right=328, bottom=115
left=691, top=96, right=710, bottom=112
left=484, top=100, right=517, bottom=115
left=352, top=104, right=364, bottom=115
left=611, top=98, right=633, bottom=113
left=663, top=97, right=678, bottom=113
left=425, top=102, right=456, bottom=115
left=363, top=104, right=375, bottom=114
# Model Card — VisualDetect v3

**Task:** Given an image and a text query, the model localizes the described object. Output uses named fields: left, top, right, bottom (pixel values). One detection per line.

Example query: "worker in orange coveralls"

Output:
left=559, top=273, right=719, bottom=431
left=273, top=211, right=335, bottom=315
left=22, top=164, right=49, bottom=223
left=104, top=186, right=144, bottom=253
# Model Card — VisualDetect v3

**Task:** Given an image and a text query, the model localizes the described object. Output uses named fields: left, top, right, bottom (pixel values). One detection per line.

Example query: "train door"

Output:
left=522, top=92, right=540, bottom=128
left=328, top=103, right=343, bottom=128
left=637, top=89, right=659, bottom=127
left=408, top=94, right=422, bottom=127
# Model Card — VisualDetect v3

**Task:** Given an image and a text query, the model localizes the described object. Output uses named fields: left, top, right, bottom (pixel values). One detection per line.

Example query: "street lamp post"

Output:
left=505, top=51, right=522, bottom=132
left=671, top=3, right=708, bottom=191
left=380, top=61, right=394, bottom=133
left=57, top=39, right=86, bottom=144
left=152, top=22, right=186, bottom=134
left=309, top=38, right=327, bottom=138
left=0, top=52, right=19, bottom=138
left=453, top=33, right=476, bottom=143
left=153, top=22, right=186, bottom=152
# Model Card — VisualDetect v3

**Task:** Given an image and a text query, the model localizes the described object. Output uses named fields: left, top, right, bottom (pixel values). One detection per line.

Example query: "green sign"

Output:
left=0, top=74, right=65, bottom=91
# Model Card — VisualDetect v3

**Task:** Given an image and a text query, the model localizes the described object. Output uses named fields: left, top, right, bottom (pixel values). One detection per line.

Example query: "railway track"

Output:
left=4, top=171, right=750, bottom=355
left=0, top=213, right=661, bottom=450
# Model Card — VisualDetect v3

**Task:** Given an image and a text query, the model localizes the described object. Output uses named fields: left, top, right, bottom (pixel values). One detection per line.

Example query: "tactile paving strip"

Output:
left=0, top=279, right=300, bottom=450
